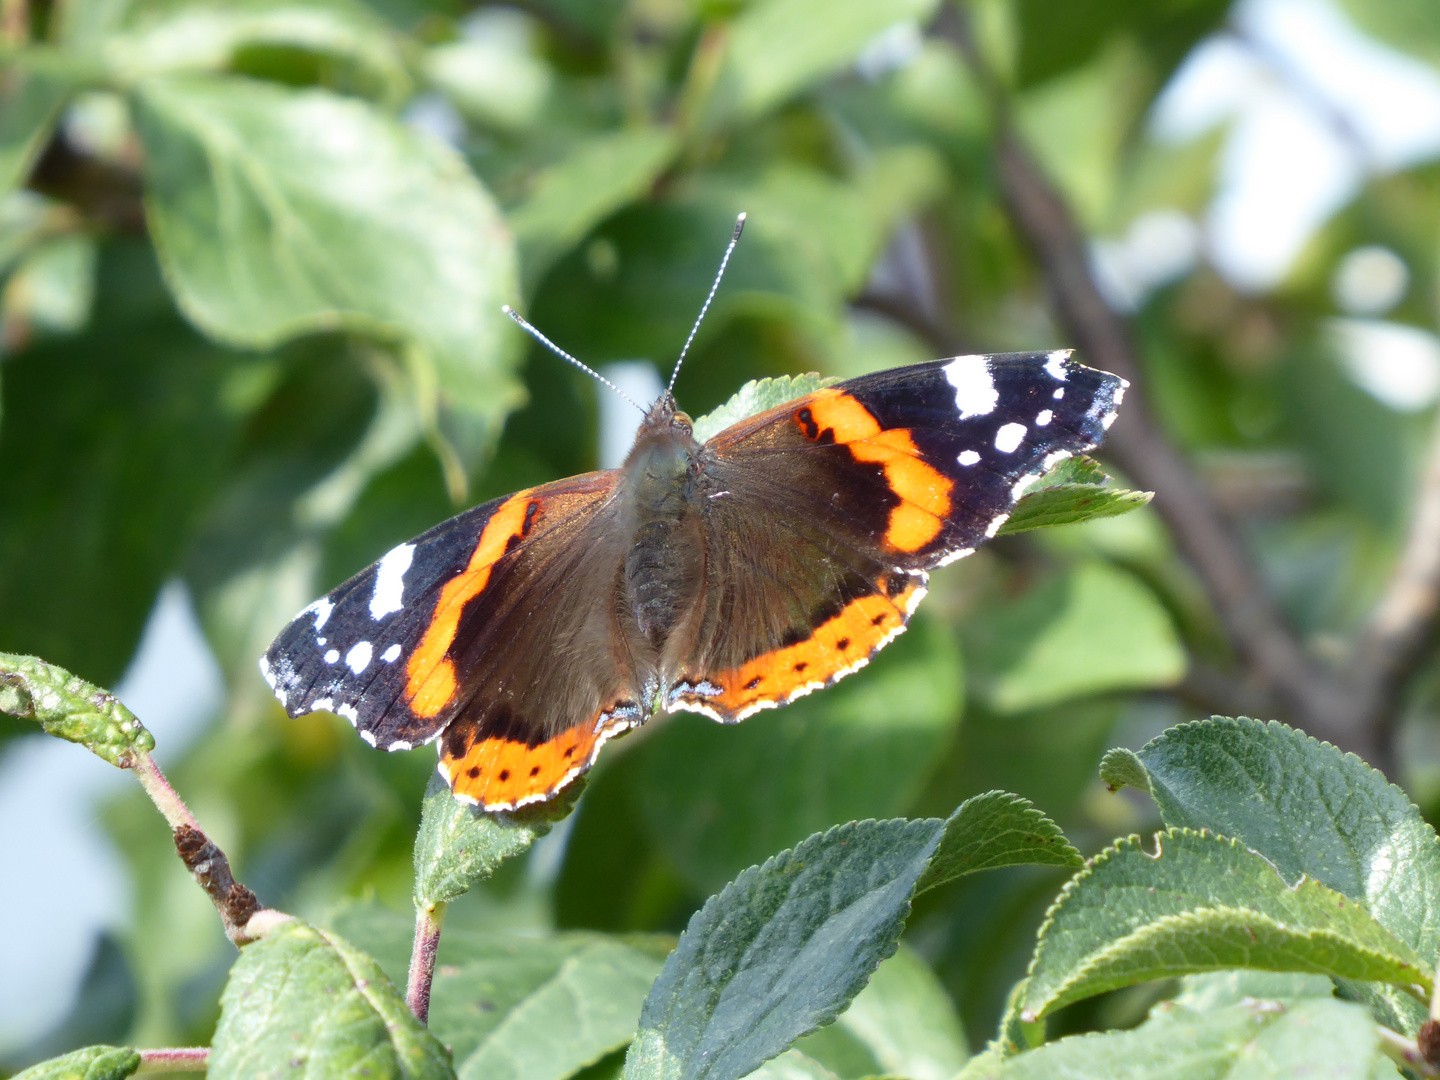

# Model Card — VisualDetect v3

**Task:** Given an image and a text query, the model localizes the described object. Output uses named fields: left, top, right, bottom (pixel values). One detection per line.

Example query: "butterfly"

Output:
left=260, top=218, right=1127, bottom=810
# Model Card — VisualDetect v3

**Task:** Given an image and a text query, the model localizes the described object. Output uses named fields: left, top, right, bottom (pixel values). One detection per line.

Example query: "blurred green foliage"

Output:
left=3, top=0, right=1440, bottom=1073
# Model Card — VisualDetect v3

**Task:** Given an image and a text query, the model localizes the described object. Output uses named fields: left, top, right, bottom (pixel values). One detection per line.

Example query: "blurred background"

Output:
left=3, top=0, right=1440, bottom=1069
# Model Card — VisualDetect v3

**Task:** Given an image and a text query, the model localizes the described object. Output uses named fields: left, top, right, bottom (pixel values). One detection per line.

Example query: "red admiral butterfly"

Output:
left=260, top=218, right=1126, bottom=810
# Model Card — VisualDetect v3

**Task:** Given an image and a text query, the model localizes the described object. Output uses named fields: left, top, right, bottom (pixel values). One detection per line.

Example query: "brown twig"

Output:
left=173, top=824, right=263, bottom=947
left=406, top=901, right=447, bottom=1024
left=130, top=751, right=266, bottom=946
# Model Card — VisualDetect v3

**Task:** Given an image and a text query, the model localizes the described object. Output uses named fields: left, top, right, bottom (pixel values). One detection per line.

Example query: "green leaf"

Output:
left=1170, top=970, right=1341, bottom=1013
left=1126, top=716, right=1440, bottom=1034
left=414, top=769, right=584, bottom=908
left=0, top=652, right=154, bottom=765
left=1131, top=718, right=1440, bottom=952
left=510, top=128, right=679, bottom=290
left=1, top=56, right=84, bottom=197
left=999, top=457, right=1152, bottom=535
left=690, top=372, right=831, bottom=443
left=423, top=33, right=551, bottom=133
left=447, top=938, right=665, bottom=1080
left=10, top=1045, right=141, bottom=1080
left=971, top=997, right=1384, bottom=1080
left=622, top=816, right=948, bottom=1080
left=1022, top=828, right=1430, bottom=1023
left=1097, top=747, right=1150, bottom=793
left=915, top=790, right=1083, bottom=895
left=973, top=561, right=1185, bottom=713
left=209, top=918, right=454, bottom=1080
left=717, top=0, right=944, bottom=120
left=132, top=74, right=523, bottom=478
left=104, top=0, right=410, bottom=101
left=794, top=944, right=968, bottom=1080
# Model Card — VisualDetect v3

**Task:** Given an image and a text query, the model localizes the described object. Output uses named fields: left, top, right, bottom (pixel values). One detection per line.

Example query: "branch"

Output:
left=1348, top=414, right=1440, bottom=735
left=933, top=6, right=1382, bottom=763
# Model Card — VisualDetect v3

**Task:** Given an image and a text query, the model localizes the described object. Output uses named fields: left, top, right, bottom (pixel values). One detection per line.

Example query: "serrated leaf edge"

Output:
left=1021, top=828, right=1431, bottom=1022
left=1146, top=716, right=1440, bottom=856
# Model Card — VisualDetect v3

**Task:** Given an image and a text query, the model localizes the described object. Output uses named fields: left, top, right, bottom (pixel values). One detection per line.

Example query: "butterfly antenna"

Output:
left=667, top=212, right=746, bottom=395
left=503, top=305, right=645, bottom=414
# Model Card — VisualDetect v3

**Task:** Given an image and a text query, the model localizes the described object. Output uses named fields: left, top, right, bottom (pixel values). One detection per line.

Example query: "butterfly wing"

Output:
left=261, top=471, right=647, bottom=809
left=667, top=351, right=1125, bottom=721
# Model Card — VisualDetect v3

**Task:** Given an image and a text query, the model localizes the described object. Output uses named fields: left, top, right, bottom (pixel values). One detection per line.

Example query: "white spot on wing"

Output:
left=335, top=703, right=358, bottom=723
left=305, top=597, right=334, bottom=631
left=1053, top=388, right=1064, bottom=400
left=1035, top=409, right=1053, bottom=426
left=985, top=513, right=1011, bottom=537
left=324, top=649, right=340, bottom=664
left=1045, top=350, right=1069, bottom=381
left=258, top=656, right=275, bottom=688
left=936, top=546, right=974, bottom=567
left=310, top=697, right=334, bottom=714
left=360, top=730, right=377, bottom=746
left=369, top=543, right=415, bottom=620
left=346, top=641, right=373, bottom=674
left=995, top=423, right=1026, bottom=453
left=388, top=740, right=411, bottom=752
left=1012, top=473, right=1042, bottom=500
left=958, top=449, right=981, bottom=466
left=381, top=643, right=402, bottom=663
left=943, top=355, right=998, bottom=417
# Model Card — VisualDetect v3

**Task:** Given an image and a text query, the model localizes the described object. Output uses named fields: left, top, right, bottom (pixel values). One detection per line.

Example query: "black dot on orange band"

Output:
left=745, top=676, right=763, bottom=690
left=467, top=766, right=480, bottom=779
left=794, top=661, right=808, bottom=672
left=836, top=638, right=850, bottom=651
left=530, top=766, right=540, bottom=777
left=871, top=613, right=886, bottom=626
left=563, top=746, right=574, bottom=758
left=499, top=769, right=510, bottom=781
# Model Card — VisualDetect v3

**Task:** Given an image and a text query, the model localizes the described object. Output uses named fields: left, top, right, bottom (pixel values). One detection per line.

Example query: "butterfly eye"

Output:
left=671, top=410, right=693, bottom=434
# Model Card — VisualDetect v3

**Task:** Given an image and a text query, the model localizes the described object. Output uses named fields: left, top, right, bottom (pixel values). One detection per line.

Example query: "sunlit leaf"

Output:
left=133, top=74, right=523, bottom=481
left=209, top=919, right=453, bottom=1079
left=1023, top=828, right=1429, bottom=1022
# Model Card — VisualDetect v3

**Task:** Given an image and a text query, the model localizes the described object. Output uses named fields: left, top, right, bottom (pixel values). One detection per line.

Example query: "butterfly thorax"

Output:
left=621, top=396, right=706, bottom=649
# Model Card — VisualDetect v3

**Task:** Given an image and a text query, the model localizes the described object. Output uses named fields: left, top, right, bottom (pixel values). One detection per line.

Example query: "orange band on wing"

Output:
left=406, top=493, right=535, bottom=719
left=440, top=709, right=633, bottom=810
left=674, top=575, right=925, bottom=720
left=797, top=390, right=953, bottom=552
